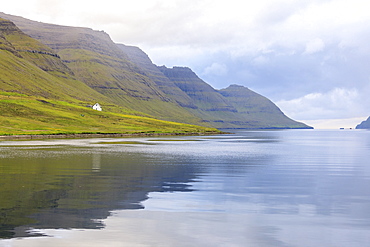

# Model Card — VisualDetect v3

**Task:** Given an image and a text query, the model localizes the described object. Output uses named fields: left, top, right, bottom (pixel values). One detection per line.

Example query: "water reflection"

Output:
left=0, top=143, right=204, bottom=238
left=0, top=130, right=370, bottom=246
left=92, top=153, right=101, bottom=172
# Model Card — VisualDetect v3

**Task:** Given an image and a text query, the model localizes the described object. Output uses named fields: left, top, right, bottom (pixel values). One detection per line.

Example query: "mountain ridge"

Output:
left=117, top=42, right=311, bottom=128
left=0, top=12, right=312, bottom=130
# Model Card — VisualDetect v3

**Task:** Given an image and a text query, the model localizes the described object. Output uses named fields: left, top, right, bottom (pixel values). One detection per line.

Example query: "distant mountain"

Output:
left=0, top=12, right=312, bottom=130
left=356, top=117, right=370, bottom=129
left=158, top=66, right=311, bottom=128
left=219, top=85, right=310, bottom=128
left=121, top=44, right=311, bottom=129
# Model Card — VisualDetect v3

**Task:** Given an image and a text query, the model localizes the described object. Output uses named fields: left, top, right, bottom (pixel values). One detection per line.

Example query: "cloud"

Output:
left=304, top=38, right=325, bottom=54
left=302, top=117, right=366, bottom=129
left=202, top=63, right=228, bottom=76
left=276, top=88, right=365, bottom=120
left=252, top=56, right=270, bottom=65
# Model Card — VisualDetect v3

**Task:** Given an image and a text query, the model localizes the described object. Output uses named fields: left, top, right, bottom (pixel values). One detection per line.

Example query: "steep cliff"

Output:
left=117, top=44, right=197, bottom=109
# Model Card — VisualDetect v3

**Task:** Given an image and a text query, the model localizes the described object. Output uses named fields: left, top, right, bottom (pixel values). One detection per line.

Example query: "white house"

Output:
left=92, top=103, right=102, bottom=111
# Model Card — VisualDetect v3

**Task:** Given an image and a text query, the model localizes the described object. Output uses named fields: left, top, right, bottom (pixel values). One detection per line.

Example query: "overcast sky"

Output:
left=2, top=0, right=370, bottom=128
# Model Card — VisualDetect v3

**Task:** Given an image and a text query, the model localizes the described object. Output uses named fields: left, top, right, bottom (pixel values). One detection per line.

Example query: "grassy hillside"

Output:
left=0, top=93, right=217, bottom=135
left=0, top=17, right=218, bottom=136
left=0, top=13, right=207, bottom=126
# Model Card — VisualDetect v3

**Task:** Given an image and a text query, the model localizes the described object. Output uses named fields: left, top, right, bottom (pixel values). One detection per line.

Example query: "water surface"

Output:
left=0, top=130, right=369, bottom=246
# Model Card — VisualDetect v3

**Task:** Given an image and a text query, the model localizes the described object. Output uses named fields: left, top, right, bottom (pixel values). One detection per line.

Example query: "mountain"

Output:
left=120, top=44, right=312, bottom=129
left=0, top=12, right=312, bottom=130
left=0, top=17, right=217, bottom=135
left=158, top=66, right=311, bottom=129
left=0, top=13, right=206, bottom=126
left=219, top=85, right=308, bottom=129
left=356, top=116, right=370, bottom=129
left=120, top=42, right=310, bottom=129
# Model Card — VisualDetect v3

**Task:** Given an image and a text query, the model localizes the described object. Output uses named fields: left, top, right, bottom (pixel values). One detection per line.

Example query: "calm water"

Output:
left=0, top=130, right=370, bottom=246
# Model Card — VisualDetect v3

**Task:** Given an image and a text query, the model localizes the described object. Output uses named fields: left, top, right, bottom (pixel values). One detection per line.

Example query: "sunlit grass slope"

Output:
left=0, top=93, right=218, bottom=135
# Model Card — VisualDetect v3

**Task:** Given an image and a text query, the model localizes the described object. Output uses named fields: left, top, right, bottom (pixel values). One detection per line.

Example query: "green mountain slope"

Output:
left=0, top=13, right=206, bottom=126
left=0, top=17, right=218, bottom=135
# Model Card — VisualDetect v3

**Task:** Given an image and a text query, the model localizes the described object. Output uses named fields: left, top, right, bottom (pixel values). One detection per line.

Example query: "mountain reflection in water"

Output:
left=0, top=141, right=202, bottom=238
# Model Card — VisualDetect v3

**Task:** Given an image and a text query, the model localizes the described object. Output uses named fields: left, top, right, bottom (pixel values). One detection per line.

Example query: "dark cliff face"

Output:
left=356, top=117, right=370, bottom=129
left=117, top=44, right=197, bottom=109
left=0, top=18, right=19, bottom=55
left=158, top=66, right=236, bottom=112
left=0, top=14, right=125, bottom=58
left=0, top=17, right=23, bottom=35
left=0, top=17, right=73, bottom=75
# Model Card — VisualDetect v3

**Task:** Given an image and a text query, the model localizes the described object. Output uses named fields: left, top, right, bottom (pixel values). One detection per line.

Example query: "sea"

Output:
left=0, top=129, right=369, bottom=247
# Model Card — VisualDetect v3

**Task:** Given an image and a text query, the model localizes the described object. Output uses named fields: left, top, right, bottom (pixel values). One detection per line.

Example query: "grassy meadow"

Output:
left=0, top=92, right=219, bottom=136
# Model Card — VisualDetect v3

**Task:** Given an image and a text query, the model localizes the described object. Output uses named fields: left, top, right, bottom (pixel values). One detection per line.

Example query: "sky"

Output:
left=2, top=0, right=370, bottom=128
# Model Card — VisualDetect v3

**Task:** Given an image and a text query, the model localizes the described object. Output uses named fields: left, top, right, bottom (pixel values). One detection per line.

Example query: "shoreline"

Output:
left=0, top=131, right=225, bottom=141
